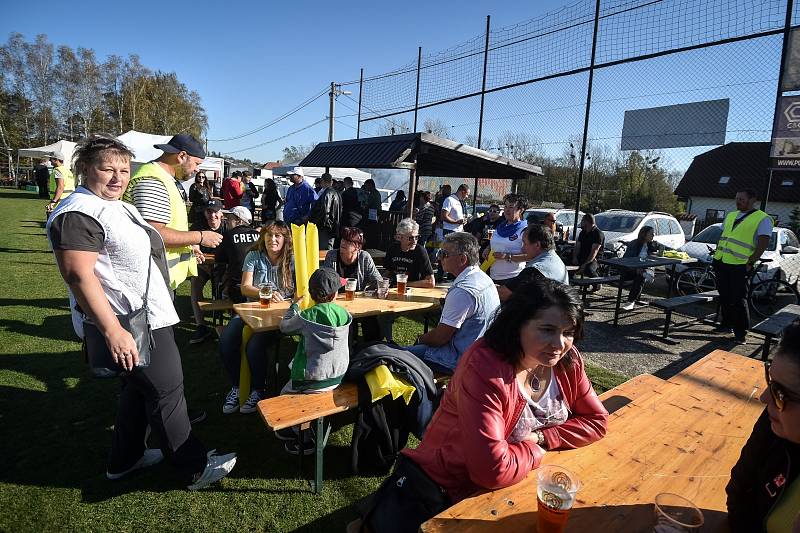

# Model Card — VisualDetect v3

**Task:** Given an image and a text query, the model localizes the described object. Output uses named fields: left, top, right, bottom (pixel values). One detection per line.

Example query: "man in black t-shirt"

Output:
left=384, top=218, right=435, bottom=287
left=572, top=213, right=605, bottom=291
left=189, top=200, right=228, bottom=344
left=216, top=206, right=259, bottom=305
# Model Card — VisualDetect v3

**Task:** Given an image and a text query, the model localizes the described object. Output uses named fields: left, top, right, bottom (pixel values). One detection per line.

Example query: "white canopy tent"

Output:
left=270, top=165, right=371, bottom=187
left=17, top=140, right=78, bottom=165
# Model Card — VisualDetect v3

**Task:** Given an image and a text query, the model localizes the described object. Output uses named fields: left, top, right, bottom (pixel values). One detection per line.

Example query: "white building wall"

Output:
left=687, top=196, right=797, bottom=228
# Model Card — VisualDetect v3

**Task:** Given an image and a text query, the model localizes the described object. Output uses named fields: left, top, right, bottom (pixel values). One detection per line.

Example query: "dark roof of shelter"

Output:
left=300, top=133, right=543, bottom=179
left=674, top=142, right=800, bottom=203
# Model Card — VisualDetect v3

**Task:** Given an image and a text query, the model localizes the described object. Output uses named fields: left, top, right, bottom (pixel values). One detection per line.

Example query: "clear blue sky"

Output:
left=3, top=0, right=569, bottom=161
left=2, top=0, right=784, bottom=172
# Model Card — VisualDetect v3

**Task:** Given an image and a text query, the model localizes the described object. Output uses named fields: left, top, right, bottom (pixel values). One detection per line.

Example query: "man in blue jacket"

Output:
left=283, top=167, right=317, bottom=226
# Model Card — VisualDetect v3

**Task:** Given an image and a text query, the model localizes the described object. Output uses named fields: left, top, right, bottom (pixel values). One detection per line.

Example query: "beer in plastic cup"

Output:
left=536, top=465, right=581, bottom=533
left=345, top=278, right=357, bottom=301
left=377, top=279, right=390, bottom=299
left=258, top=283, right=273, bottom=308
left=396, top=273, right=408, bottom=298
left=653, top=493, right=704, bottom=532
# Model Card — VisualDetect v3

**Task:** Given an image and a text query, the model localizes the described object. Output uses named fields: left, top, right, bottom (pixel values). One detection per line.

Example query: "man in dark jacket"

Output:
left=309, top=173, right=342, bottom=249
left=35, top=158, right=51, bottom=199
left=341, top=176, right=363, bottom=228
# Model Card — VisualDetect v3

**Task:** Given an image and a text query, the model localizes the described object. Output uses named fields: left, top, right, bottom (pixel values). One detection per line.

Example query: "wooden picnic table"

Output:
left=421, top=349, right=763, bottom=533
left=751, top=303, right=800, bottom=360
left=599, top=256, right=697, bottom=326
left=234, top=286, right=447, bottom=333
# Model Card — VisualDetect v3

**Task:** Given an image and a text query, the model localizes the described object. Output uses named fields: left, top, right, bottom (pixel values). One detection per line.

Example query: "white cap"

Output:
left=286, top=167, right=304, bottom=177
left=222, top=206, right=252, bottom=223
left=50, top=150, right=65, bottom=161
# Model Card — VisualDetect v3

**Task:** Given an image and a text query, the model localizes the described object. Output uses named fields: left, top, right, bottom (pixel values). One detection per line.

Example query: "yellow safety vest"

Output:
left=713, top=209, right=769, bottom=265
left=123, top=162, right=197, bottom=289
left=49, top=165, right=75, bottom=199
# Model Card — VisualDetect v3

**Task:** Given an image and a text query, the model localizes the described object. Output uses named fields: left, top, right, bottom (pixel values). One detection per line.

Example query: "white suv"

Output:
left=594, top=210, right=686, bottom=256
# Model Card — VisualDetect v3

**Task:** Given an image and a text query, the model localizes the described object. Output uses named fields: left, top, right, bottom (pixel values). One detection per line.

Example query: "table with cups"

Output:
left=421, top=349, right=763, bottom=532
left=234, top=285, right=449, bottom=334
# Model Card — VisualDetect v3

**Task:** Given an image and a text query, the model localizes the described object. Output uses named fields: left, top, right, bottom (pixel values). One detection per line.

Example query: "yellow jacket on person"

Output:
left=123, top=162, right=197, bottom=289
left=49, top=165, right=75, bottom=200
left=713, top=209, right=769, bottom=265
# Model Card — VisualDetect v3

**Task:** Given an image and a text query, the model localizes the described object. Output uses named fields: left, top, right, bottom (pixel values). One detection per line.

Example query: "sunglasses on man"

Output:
left=765, top=362, right=800, bottom=411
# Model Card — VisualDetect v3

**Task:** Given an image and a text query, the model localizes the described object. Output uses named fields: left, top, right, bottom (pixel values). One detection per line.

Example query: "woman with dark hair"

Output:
left=188, top=172, right=213, bottom=225
left=727, top=320, right=800, bottom=532
left=261, top=178, right=283, bottom=224
left=620, top=225, right=659, bottom=311
left=389, top=190, right=407, bottom=212
left=487, top=193, right=530, bottom=284
left=358, top=278, right=608, bottom=531
left=322, top=226, right=383, bottom=340
left=415, top=191, right=436, bottom=252
left=219, top=221, right=295, bottom=414
left=46, top=135, right=235, bottom=489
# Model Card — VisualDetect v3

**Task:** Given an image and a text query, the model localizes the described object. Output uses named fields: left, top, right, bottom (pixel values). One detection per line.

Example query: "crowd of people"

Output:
left=43, top=133, right=797, bottom=533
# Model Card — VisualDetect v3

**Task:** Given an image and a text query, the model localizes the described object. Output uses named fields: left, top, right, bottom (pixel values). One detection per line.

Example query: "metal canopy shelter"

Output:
left=300, top=132, right=543, bottom=213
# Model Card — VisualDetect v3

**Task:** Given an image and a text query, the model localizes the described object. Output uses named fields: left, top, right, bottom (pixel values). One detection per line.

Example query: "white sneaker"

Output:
left=239, top=390, right=264, bottom=414
left=621, top=301, right=636, bottom=311
left=222, top=387, right=239, bottom=415
left=106, top=448, right=164, bottom=480
left=187, top=449, right=237, bottom=491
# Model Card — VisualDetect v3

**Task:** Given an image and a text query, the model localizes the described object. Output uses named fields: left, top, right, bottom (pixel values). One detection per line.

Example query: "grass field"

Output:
left=0, top=188, right=625, bottom=532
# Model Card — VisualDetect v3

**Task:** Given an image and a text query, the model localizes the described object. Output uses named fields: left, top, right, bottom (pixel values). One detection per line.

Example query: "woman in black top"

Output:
left=189, top=172, right=212, bottom=225
left=261, top=178, right=283, bottom=224
left=414, top=190, right=436, bottom=251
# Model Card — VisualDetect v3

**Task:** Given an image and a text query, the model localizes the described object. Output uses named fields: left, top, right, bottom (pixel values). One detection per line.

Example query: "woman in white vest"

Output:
left=486, top=193, right=530, bottom=284
left=46, top=135, right=236, bottom=490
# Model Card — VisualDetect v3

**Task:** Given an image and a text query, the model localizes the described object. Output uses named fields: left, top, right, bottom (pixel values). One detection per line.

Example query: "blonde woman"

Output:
left=219, top=221, right=295, bottom=414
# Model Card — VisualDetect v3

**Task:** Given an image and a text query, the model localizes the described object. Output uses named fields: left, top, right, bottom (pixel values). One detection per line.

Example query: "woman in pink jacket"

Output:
left=357, top=278, right=608, bottom=533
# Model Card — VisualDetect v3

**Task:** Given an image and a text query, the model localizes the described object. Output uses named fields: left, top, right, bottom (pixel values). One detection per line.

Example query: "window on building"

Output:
left=781, top=179, right=794, bottom=186
left=718, top=176, right=730, bottom=184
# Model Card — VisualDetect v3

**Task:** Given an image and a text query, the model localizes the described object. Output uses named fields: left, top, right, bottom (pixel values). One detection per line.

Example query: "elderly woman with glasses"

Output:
left=727, top=320, right=800, bottom=532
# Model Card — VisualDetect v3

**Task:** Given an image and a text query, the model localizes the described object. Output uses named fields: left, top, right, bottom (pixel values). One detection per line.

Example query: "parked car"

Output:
left=674, top=223, right=800, bottom=282
left=523, top=208, right=585, bottom=239
left=595, top=210, right=686, bottom=256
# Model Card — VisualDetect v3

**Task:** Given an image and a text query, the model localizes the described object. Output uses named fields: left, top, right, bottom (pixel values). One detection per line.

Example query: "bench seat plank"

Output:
left=571, top=275, right=620, bottom=286
left=197, top=299, right=234, bottom=311
left=257, top=383, right=359, bottom=431
left=652, top=290, right=718, bottom=310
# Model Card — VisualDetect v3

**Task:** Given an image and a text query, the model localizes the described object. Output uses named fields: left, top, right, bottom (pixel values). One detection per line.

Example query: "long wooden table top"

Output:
left=422, top=349, right=764, bottom=533
left=234, top=287, right=447, bottom=333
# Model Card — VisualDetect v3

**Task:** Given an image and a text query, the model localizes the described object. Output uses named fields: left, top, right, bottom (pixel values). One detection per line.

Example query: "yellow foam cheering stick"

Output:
left=292, top=223, right=310, bottom=309
left=306, top=222, right=320, bottom=279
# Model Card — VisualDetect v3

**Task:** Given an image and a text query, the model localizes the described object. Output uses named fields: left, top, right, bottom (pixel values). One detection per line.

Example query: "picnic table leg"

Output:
left=613, top=278, right=623, bottom=327
left=762, top=334, right=773, bottom=361
left=312, top=417, right=325, bottom=494
left=667, top=264, right=677, bottom=298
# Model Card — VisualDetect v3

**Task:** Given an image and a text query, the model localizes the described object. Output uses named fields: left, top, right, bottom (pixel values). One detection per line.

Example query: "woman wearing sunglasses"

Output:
left=727, top=320, right=800, bottom=532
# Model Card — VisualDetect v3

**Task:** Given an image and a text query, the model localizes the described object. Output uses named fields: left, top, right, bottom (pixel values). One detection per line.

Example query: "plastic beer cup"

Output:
left=377, top=279, right=390, bottom=299
left=653, top=493, right=703, bottom=532
left=345, top=278, right=357, bottom=301
left=396, top=273, right=408, bottom=298
left=536, top=465, right=581, bottom=533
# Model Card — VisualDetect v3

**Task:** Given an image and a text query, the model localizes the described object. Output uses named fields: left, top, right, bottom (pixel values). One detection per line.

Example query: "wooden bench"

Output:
left=570, top=275, right=620, bottom=308
left=650, top=290, right=719, bottom=344
left=751, top=303, right=800, bottom=360
left=257, top=373, right=450, bottom=494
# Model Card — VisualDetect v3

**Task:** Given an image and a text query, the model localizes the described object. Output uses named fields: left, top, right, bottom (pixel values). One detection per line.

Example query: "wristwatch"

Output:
left=534, top=430, right=546, bottom=448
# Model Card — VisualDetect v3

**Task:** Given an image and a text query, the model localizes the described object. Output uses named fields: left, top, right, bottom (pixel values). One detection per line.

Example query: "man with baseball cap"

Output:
left=123, top=134, right=222, bottom=291
left=215, top=206, right=259, bottom=305
left=47, top=150, right=75, bottom=213
left=283, top=167, right=317, bottom=226
left=188, top=199, right=228, bottom=344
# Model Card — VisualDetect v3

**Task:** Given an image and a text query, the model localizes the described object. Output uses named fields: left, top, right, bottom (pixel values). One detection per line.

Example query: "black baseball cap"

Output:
left=205, top=199, right=223, bottom=212
left=154, top=134, right=206, bottom=159
left=309, top=267, right=343, bottom=299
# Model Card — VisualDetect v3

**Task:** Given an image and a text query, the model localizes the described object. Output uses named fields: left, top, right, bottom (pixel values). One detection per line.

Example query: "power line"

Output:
left=221, top=118, right=328, bottom=155
left=207, top=87, right=328, bottom=142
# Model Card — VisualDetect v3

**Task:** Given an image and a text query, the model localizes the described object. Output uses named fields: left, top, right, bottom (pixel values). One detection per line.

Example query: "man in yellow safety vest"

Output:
left=712, top=187, right=772, bottom=344
left=46, top=150, right=75, bottom=213
left=123, top=134, right=222, bottom=291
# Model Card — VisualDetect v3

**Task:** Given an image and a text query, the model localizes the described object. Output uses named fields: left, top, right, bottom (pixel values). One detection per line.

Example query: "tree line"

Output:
left=374, top=116, right=679, bottom=214
left=0, top=32, right=207, bottom=172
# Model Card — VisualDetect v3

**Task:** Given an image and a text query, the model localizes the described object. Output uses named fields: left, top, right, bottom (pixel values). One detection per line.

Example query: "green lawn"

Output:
left=0, top=188, right=625, bottom=532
